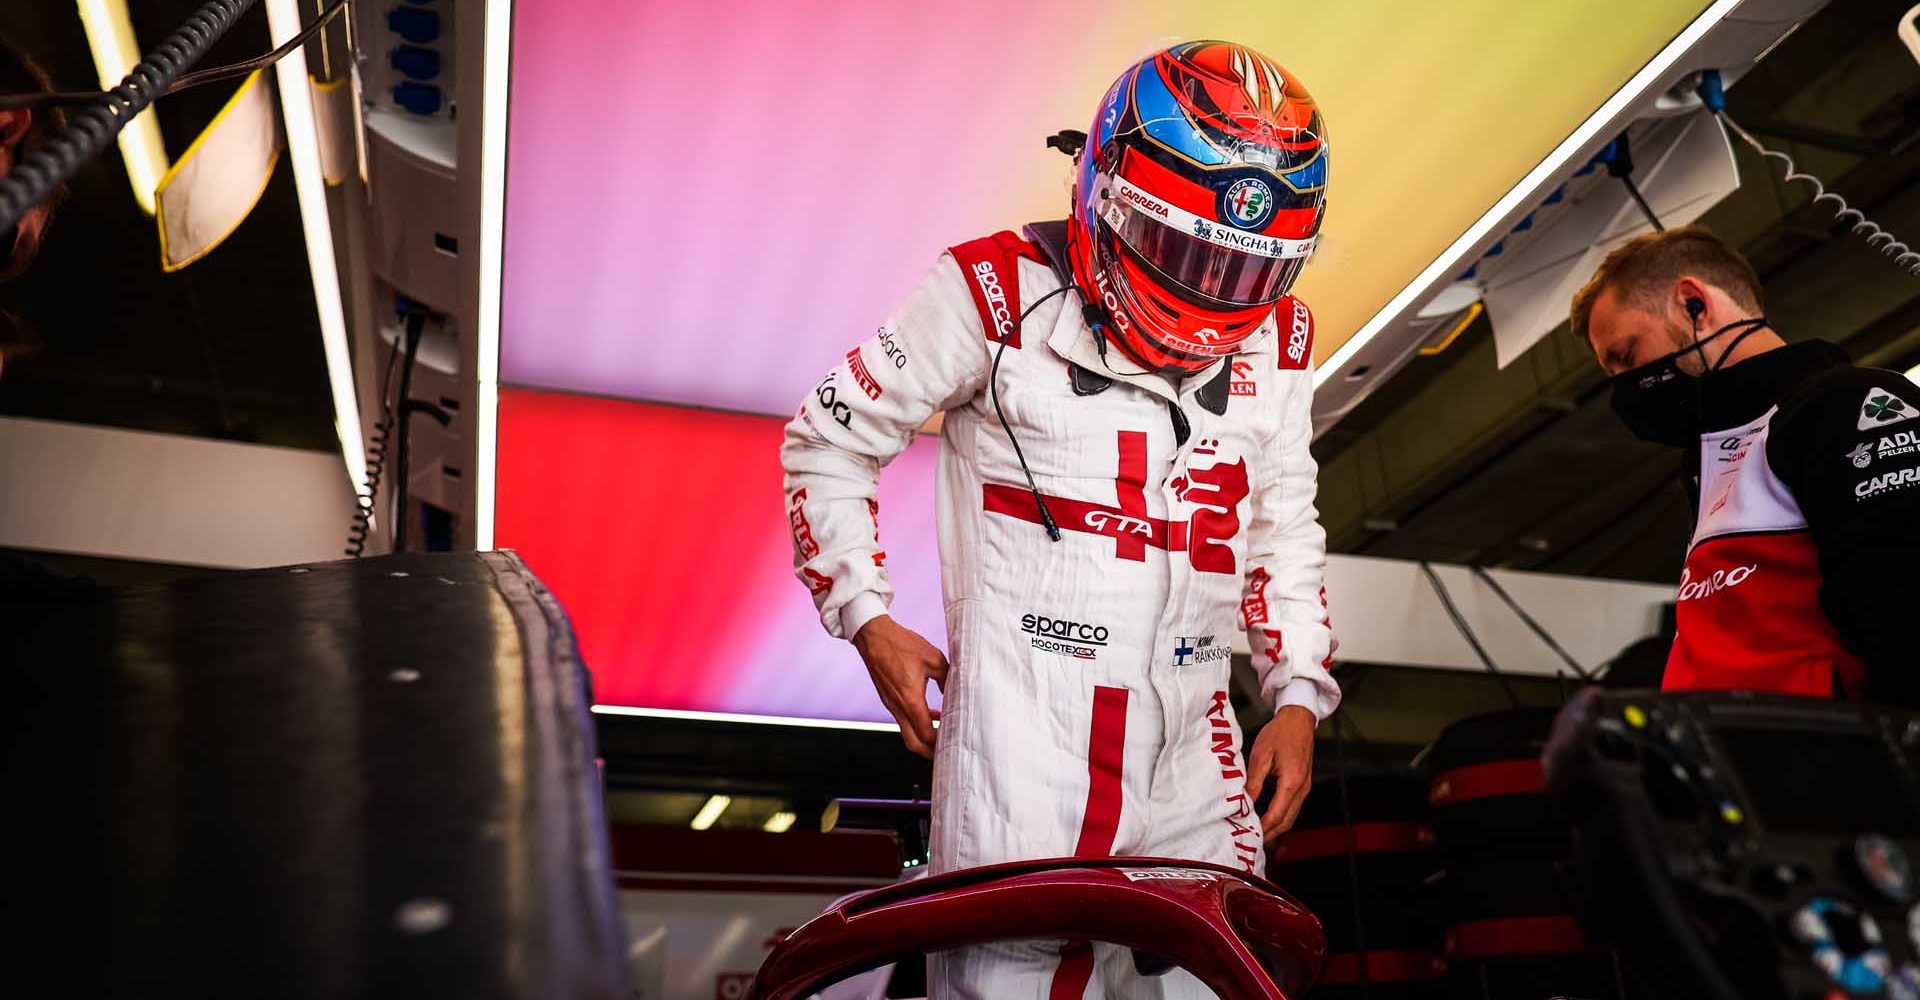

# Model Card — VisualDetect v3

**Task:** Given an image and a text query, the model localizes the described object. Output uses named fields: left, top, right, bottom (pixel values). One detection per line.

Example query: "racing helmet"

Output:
left=1067, top=41, right=1327, bottom=374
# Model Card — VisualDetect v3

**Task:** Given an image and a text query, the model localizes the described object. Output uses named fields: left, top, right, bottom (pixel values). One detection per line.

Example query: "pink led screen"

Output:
left=495, top=388, right=946, bottom=723
left=501, top=0, right=1093, bottom=416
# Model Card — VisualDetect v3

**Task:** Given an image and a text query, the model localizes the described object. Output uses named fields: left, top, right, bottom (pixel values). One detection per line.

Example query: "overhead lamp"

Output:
left=262, top=0, right=366, bottom=499
left=75, top=0, right=170, bottom=214
left=763, top=811, right=797, bottom=833
left=474, top=0, right=515, bottom=549
left=690, top=794, right=731, bottom=831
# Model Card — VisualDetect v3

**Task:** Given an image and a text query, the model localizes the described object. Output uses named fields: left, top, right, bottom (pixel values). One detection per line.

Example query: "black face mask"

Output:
left=1608, top=317, right=1769, bottom=447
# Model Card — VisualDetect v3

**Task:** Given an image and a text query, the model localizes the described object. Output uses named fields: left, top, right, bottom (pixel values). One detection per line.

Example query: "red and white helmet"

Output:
left=1067, top=41, right=1327, bottom=374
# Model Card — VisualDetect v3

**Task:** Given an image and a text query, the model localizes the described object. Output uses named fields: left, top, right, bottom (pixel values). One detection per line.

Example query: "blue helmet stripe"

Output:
left=1280, top=155, right=1327, bottom=191
left=1132, top=64, right=1229, bottom=166
left=1095, top=68, right=1131, bottom=148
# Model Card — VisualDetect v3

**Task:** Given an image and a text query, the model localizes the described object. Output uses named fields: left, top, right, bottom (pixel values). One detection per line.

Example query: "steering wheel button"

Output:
left=1856, top=834, right=1914, bottom=902
left=1888, top=965, right=1920, bottom=1000
left=1793, top=908, right=1832, bottom=945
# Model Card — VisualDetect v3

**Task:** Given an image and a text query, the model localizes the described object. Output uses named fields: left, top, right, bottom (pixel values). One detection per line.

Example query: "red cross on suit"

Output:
left=981, top=430, right=1249, bottom=574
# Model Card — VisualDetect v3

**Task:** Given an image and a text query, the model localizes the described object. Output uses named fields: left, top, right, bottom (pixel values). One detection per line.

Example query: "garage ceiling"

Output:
left=1312, top=0, right=1920, bottom=583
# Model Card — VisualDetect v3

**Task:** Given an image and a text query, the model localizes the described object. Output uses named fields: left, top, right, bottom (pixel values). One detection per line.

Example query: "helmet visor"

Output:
left=1102, top=175, right=1314, bottom=307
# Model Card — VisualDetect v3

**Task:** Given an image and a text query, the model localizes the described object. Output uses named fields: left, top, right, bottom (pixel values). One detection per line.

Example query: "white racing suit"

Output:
left=781, top=224, right=1340, bottom=1000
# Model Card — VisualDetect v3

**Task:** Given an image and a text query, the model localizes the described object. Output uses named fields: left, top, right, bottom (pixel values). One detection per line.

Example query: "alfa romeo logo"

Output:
left=1223, top=177, right=1276, bottom=230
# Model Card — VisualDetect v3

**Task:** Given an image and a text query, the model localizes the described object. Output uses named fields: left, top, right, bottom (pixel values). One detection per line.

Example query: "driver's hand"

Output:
left=852, top=615, right=949, bottom=758
left=1245, top=705, right=1317, bottom=842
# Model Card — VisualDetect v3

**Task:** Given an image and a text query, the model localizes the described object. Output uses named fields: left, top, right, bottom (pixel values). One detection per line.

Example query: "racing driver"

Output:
left=781, top=40, right=1341, bottom=999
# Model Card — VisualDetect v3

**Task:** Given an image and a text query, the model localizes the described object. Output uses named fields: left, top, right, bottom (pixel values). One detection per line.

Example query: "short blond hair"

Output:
left=1569, top=226, right=1762, bottom=343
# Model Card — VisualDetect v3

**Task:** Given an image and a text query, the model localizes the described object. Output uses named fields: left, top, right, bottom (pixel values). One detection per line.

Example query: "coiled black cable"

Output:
left=347, top=324, right=407, bottom=558
left=1717, top=111, right=1920, bottom=276
left=346, top=417, right=391, bottom=557
left=0, top=0, right=260, bottom=234
left=0, top=0, right=348, bottom=111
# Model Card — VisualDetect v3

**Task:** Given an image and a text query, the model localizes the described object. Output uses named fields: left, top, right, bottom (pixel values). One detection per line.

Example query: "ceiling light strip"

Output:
left=689, top=794, right=731, bottom=831
left=263, top=0, right=365, bottom=495
left=1316, top=0, right=1744, bottom=389
left=74, top=0, right=170, bottom=215
left=590, top=703, right=902, bottom=733
left=474, top=0, right=514, bottom=550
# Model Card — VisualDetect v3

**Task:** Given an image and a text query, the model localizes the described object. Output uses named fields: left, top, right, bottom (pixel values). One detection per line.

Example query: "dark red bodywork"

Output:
left=749, top=857, right=1327, bottom=1000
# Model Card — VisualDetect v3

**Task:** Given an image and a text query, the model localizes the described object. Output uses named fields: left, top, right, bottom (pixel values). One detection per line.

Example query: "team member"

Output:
left=781, top=40, right=1339, bottom=1000
left=1572, top=226, right=1920, bottom=704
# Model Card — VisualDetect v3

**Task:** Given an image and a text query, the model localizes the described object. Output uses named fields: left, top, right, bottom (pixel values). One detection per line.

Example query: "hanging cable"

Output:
left=1620, top=174, right=1664, bottom=232
left=989, top=284, right=1074, bottom=542
left=0, top=0, right=262, bottom=233
left=1692, top=69, right=1920, bottom=277
left=391, top=309, right=430, bottom=552
left=1420, top=562, right=1523, bottom=708
left=1468, top=566, right=1594, bottom=680
left=0, top=0, right=349, bottom=111
left=1598, top=132, right=1665, bottom=232
left=347, top=316, right=407, bottom=558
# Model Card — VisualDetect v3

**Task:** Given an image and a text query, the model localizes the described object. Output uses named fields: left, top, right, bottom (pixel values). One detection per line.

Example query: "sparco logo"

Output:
left=1857, top=465, right=1920, bottom=500
left=1120, top=185, right=1170, bottom=218
left=1021, top=612, right=1109, bottom=660
left=970, top=260, right=1015, bottom=339
left=1284, top=300, right=1310, bottom=365
left=1676, top=564, right=1755, bottom=602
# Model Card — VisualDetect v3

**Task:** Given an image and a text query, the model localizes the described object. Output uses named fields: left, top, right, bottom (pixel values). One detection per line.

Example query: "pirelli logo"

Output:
left=846, top=347, right=882, bottom=401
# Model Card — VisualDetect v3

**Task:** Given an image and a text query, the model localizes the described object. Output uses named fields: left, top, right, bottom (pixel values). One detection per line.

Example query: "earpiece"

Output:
left=1685, top=297, right=1706, bottom=319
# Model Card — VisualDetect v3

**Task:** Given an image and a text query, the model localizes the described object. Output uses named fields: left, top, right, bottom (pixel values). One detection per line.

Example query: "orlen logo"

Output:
left=788, top=489, right=820, bottom=560
left=970, top=260, right=1014, bottom=339
left=1676, top=563, right=1756, bottom=602
left=1119, top=184, right=1170, bottom=218
left=1230, top=360, right=1257, bottom=396
left=1283, top=300, right=1311, bottom=367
